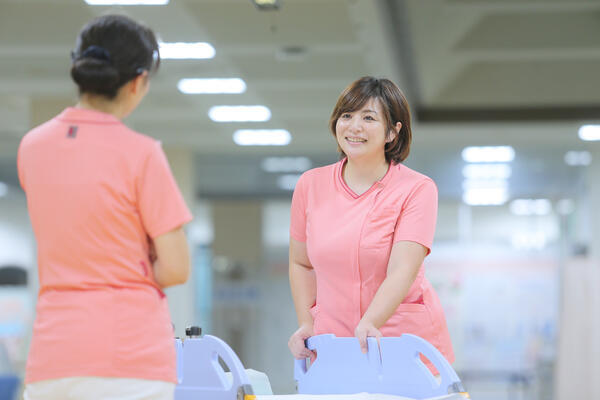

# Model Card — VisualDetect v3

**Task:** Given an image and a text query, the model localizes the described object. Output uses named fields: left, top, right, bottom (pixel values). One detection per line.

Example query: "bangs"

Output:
left=336, top=83, right=384, bottom=115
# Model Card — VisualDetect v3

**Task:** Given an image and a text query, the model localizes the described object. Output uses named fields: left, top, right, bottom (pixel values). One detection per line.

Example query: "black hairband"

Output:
left=71, top=45, right=111, bottom=62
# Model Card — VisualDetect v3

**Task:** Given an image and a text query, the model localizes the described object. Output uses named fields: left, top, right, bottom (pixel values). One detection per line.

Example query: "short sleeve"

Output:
left=289, top=172, right=309, bottom=242
left=137, top=142, right=193, bottom=238
left=17, top=141, right=26, bottom=192
left=393, top=178, right=438, bottom=254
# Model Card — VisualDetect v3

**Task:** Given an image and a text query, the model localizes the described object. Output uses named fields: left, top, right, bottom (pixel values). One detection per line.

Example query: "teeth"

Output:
left=347, top=137, right=366, bottom=143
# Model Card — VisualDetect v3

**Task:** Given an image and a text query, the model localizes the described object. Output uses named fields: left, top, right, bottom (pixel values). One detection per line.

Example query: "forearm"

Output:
left=289, top=262, right=317, bottom=327
left=153, top=259, right=189, bottom=288
left=361, top=263, right=421, bottom=328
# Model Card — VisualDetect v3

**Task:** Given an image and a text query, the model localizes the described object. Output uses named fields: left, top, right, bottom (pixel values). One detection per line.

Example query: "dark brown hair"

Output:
left=70, top=14, right=160, bottom=99
left=329, top=76, right=412, bottom=164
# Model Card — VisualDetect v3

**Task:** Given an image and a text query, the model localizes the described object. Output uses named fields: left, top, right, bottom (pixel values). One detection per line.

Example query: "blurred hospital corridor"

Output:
left=1, top=1, right=600, bottom=399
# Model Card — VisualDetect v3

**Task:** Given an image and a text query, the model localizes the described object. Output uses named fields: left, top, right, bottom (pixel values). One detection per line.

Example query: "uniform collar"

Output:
left=336, top=158, right=397, bottom=199
left=56, top=107, right=121, bottom=125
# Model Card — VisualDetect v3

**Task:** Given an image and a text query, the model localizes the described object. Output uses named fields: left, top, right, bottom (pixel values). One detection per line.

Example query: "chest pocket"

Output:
left=360, top=207, right=398, bottom=248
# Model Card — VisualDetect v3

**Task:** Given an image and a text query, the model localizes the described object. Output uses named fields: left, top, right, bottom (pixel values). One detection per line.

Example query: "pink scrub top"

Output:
left=18, top=107, right=193, bottom=384
left=290, top=159, right=454, bottom=367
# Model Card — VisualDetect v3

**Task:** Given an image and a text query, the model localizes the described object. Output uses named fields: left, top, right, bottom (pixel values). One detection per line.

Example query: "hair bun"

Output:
left=70, top=59, right=120, bottom=96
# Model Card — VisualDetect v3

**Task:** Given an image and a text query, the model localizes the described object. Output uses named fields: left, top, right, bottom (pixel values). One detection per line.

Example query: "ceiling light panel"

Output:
left=564, top=150, right=592, bottom=166
left=462, top=188, right=508, bottom=206
left=462, top=164, right=512, bottom=180
left=178, top=78, right=246, bottom=94
left=159, top=42, right=215, bottom=59
left=209, top=106, right=271, bottom=122
left=462, top=146, right=515, bottom=163
left=578, top=125, right=600, bottom=141
left=85, top=0, right=168, bottom=4
left=233, top=129, right=291, bottom=146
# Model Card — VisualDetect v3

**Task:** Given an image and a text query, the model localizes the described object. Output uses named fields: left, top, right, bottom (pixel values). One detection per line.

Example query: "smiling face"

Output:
left=335, top=98, right=396, bottom=163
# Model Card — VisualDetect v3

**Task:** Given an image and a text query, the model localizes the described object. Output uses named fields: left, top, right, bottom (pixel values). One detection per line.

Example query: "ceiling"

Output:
left=0, top=0, right=598, bottom=201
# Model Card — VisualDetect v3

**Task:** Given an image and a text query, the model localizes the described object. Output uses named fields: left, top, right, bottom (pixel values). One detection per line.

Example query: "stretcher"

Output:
left=174, top=329, right=470, bottom=400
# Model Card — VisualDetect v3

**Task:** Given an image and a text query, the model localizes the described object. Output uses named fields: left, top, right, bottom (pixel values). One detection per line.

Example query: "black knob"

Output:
left=185, top=326, right=202, bottom=337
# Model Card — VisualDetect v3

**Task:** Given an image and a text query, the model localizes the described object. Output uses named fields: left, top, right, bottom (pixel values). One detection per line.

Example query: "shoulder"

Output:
left=19, top=118, right=61, bottom=150
left=387, top=163, right=438, bottom=205
left=295, top=161, right=338, bottom=189
left=120, top=126, right=159, bottom=151
left=393, top=163, right=436, bottom=189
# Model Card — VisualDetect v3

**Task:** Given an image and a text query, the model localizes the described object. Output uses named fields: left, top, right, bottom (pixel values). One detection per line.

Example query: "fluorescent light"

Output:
left=85, top=0, right=168, bottom=4
left=509, top=199, right=552, bottom=216
left=178, top=78, right=246, bottom=94
left=252, top=0, right=280, bottom=10
left=277, top=174, right=301, bottom=191
left=209, top=106, right=271, bottom=122
left=463, top=187, right=508, bottom=206
left=0, top=182, right=7, bottom=197
left=261, top=157, right=312, bottom=173
left=462, top=146, right=515, bottom=163
left=462, top=164, right=511, bottom=180
left=511, top=232, right=546, bottom=250
left=233, top=129, right=291, bottom=146
left=159, top=42, right=215, bottom=59
left=579, top=125, right=600, bottom=141
left=564, top=150, right=592, bottom=166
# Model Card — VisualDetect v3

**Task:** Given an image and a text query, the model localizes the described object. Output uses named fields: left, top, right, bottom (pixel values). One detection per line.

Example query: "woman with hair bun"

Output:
left=18, top=15, right=192, bottom=399
left=288, top=77, right=454, bottom=374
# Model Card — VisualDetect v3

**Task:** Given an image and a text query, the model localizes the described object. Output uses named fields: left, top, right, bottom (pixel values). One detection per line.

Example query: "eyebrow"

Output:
left=361, top=109, right=378, bottom=114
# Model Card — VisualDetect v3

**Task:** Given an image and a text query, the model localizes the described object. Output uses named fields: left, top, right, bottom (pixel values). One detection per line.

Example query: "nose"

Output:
left=348, top=114, right=362, bottom=132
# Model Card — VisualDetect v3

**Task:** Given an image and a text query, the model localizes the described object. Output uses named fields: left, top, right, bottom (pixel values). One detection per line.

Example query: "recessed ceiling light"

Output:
left=209, top=106, right=271, bottom=122
left=461, top=146, right=515, bottom=163
left=251, top=0, right=280, bottom=11
left=509, top=199, right=552, bottom=216
left=511, top=232, right=547, bottom=250
left=233, top=129, right=291, bottom=146
left=578, top=125, right=600, bottom=141
left=462, top=187, right=508, bottom=206
left=462, top=164, right=512, bottom=180
left=178, top=78, right=246, bottom=94
left=564, top=150, right=592, bottom=166
left=84, top=0, right=168, bottom=4
left=261, top=157, right=312, bottom=173
left=159, top=42, right=215, bottom=59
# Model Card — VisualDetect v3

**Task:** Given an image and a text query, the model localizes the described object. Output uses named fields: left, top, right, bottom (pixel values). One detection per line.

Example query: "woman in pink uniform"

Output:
left=18, top=15, right=192, bottom=400
left=288, top=77, right=454, bottom=370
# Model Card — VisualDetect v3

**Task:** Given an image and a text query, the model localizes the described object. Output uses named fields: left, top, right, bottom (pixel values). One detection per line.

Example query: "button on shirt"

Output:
left=290, top=159, right=454, bottom=365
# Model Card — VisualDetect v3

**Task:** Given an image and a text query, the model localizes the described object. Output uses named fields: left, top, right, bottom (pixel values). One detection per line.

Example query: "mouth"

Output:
left=346, top=137, right=367, bottom=143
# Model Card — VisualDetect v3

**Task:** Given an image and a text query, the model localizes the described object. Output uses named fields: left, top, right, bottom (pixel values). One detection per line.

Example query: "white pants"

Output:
left=24, top=377, right=175, bottom=400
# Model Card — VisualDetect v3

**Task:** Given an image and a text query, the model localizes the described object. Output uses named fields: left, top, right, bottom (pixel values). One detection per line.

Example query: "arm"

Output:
left=152, top=226, right=190, bottom=288
left=355, top=240, right=427, bottom=352
left=288, top=237, right=317, bottom=359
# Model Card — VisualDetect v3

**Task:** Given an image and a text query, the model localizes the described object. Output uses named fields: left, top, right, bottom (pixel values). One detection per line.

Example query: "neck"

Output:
left=343, top=155, right=389, bottom=192
left=76, top=93, right=128, bottom=119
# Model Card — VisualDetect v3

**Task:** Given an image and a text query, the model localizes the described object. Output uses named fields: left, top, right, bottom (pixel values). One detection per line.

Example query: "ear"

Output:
left=386, top=122, right=402, bottom=143
left=129, top=71, right=149, bottom=94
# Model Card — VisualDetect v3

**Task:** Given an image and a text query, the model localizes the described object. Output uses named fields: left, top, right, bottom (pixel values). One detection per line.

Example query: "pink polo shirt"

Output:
left=290, top=159, right=454, bottom=366
left=18, top=107, right=193, bottom=384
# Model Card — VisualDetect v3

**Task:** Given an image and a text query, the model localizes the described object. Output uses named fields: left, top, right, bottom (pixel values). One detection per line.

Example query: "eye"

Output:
left=364, top=115, right=375, bottom=121
left=340, top=113, right=351, bottom=119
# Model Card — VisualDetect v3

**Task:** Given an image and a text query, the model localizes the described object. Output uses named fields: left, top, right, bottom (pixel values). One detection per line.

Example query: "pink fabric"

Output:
left=18, top=107, right=193, bottom=384
left=290, top=158, right=454, bottom=366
